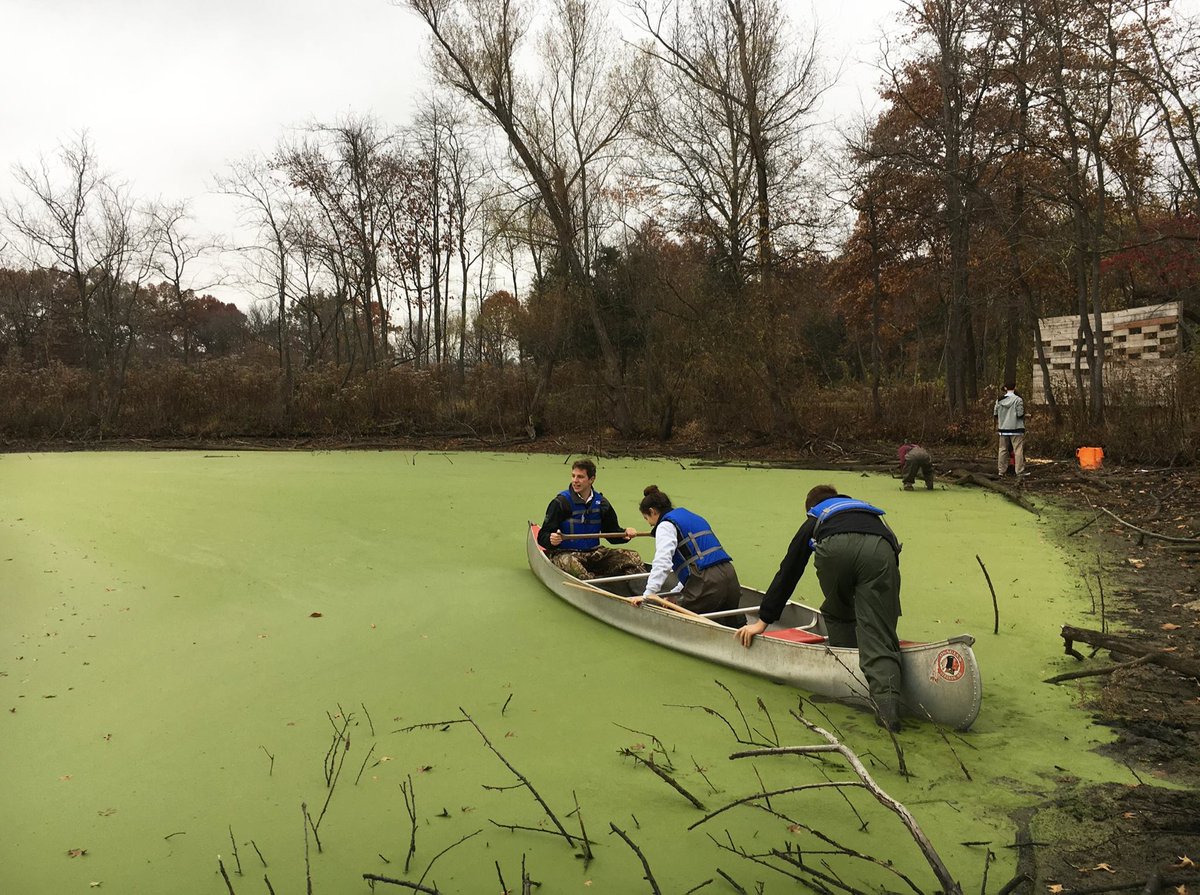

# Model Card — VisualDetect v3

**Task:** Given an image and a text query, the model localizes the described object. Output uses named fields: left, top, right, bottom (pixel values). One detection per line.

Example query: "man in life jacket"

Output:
left=536, top=458, right=645, bottom=580
left=736, top=484, right=905, bottom=732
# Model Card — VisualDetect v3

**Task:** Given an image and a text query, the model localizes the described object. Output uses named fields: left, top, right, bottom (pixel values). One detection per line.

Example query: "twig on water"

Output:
left=227, top=826, right=242, bottom=875
left=415, top=829, right=482, bottom=891
left=361, top=702, right=376, bottom=737
left=716, top=868, right=748, bottom=893
left=714, top=680, right=754, bottom=742
left=260, top=746, right=274, bottom=776
left=502, top=693, right=513, bottom=715
left=495, top=860, right=508, bottom=894
left=981, top=848, right=996, bottom=895
left=755, top=697, right=780, bottom=747
left=936, top=723, right=973, bottom=781
left=217, top=856, right=236, bottom=895
left=323, top=711, right=352, bottom=786
left=619, top=748, right=705, bottom=809
left=250, top=840, right=267, bottom=867
left=609, top=823, right=663, bottom=895
left=614, top=722, right=675, bottom=769
left=691, top=756, right=720, bottom=794
left=263, top=873, right=276, bottom=895
left=459, top=707, right=576, bottom=847
left=305, top=806, right=322, bottom=855
left=301, top=803, right=313, bottom=895
left=360, top=874, right=439, bottom=892
left=1043, top=652, right=1158, bottom=684
left=355, top=742, right=377, bottom=785
left=746, top=803, right=923, bottom=895
left=573, top=791, right=594, bottom=866
left=687, top=779, right=863, bottom=831
left=393, top=719, right=468, bottom=734
left=401, top=775, right=418, bottom=873
left=1096, top=555, right=1107, bottom=634
left=976, top=555, right=1000, bottom=635
left=488, top=819, right=597, bottom=844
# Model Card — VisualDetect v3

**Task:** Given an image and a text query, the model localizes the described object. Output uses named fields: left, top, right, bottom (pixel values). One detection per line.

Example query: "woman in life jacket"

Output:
left=624, top=485, right=745, bottom=628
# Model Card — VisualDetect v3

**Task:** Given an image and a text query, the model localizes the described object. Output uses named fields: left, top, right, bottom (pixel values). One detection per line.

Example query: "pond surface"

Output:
left=0, top=451, right=1119, bottom=893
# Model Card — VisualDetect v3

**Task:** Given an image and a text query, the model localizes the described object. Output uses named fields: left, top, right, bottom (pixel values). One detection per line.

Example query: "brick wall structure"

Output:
left=1032, top=301, right=1182, bottom=404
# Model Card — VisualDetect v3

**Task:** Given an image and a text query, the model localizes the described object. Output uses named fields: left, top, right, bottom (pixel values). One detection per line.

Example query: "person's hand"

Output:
left=624, top=526, right=638, bottom=539
left=549, top=531, right=563, bottom=546
left=628, top=595, right=645, bottom=607
left=736, top=620, right=768, bottom=647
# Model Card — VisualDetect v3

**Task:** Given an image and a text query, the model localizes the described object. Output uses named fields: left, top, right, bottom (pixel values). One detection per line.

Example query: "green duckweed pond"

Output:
left=0, top=451, right=1123, bottom=893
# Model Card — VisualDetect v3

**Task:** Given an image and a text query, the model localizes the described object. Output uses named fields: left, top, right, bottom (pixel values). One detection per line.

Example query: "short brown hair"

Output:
left=572, top=458, right=597, bottom=479
left=805, top=485, right=838, bottom=510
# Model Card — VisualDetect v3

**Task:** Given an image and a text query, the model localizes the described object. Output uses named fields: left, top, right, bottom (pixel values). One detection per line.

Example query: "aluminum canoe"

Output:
left=528, top=523, right=982, bottom=730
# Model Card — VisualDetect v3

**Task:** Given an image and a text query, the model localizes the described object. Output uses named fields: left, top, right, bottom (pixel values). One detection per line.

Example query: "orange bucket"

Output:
left=1076, top=446, right=1104, bottom=470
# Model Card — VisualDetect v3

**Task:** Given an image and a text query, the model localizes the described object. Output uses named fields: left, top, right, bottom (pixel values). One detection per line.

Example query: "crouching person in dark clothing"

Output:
left=737, top=485, right=905, bottom=732
left=898, top=443, right=935, bottom=490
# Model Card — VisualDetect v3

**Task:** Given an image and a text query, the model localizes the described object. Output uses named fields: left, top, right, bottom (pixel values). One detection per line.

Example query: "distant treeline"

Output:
left=2, top=0, right=1199, bottom=462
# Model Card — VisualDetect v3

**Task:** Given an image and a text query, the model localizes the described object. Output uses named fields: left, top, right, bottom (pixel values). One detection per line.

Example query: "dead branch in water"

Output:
left=729, top=717, right=964, bottom=895
left=609, top=822, right=663, bottom=895
left=618, top=748, right=705, bottom=809
left=1059, top=626, right=1200, bottom=681
left=459, top=708, right=577, bottom=847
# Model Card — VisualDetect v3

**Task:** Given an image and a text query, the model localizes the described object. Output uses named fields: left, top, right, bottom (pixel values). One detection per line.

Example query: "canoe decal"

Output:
left=933, top=648, right=966, bottom=683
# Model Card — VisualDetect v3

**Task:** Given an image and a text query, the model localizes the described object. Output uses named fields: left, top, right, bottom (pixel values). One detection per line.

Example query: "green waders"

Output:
left=813, top=532, right=903, bottom=721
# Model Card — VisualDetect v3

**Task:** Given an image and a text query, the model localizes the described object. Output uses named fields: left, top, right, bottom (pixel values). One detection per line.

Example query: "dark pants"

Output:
left=814, top=533, right=903, bottom=705
left=902, top=447, right=934, bottom=489
left=674, top=561, right=745, bottom=628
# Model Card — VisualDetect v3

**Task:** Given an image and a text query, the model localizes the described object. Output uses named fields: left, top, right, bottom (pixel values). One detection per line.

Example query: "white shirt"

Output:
left=642, top=524, right=683, bottom=597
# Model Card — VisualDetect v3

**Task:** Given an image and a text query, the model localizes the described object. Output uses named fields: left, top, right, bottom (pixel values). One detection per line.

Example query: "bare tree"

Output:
left=6, top=133, right=159, bottom=428
left=216, top=156, right=299, bottom=396
left=403, top=0, right=640, bottom=433
left=149, top=200, right=225, bottom=364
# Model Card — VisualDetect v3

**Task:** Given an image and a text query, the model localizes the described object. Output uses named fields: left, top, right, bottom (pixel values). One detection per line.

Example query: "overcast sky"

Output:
left=1, top=0, right=902, bottom=307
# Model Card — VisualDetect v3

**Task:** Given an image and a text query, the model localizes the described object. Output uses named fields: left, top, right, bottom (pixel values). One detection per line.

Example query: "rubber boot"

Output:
left=875, top=697, right=902, bottom=733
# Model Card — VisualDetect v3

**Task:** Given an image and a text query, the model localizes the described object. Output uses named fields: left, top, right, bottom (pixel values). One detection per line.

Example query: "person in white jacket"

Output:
left=993, top=383, right=1026, bottom=476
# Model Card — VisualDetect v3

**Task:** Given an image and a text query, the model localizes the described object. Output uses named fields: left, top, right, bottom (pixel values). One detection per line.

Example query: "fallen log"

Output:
left=1059, top=625, right=1200, bottom=682
left=948, top=469, right=1040, bottom=515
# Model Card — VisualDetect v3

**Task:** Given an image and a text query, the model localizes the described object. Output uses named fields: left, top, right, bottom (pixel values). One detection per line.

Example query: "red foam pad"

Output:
left=763, top=628, right=827, bottom=644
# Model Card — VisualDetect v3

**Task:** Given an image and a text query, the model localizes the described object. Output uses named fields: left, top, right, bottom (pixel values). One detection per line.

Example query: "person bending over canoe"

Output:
left=736, top=485, right=905, bottom=732
left=624, top=486, right=746, bottom=628
left=537, top=458, right=645, bottom=580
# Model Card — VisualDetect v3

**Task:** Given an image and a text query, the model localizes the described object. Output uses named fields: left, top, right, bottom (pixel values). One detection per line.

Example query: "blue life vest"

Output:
left=806, top=497, right=886, bottom=549
left=661, top=507, right=732, bottom=584
left=557, top=487, right=605, bottom=550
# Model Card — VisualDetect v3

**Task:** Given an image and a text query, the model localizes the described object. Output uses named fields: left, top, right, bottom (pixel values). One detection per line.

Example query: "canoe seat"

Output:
left=763, top=628, right=827, bottom=644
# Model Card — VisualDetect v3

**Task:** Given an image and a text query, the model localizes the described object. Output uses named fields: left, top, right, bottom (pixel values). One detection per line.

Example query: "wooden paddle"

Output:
left=563, top=580, right=723, bottom=628
left=555, top=531, right=651, bottom=540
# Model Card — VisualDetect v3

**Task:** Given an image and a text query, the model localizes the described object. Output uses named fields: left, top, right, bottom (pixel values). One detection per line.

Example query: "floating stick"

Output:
left=619, top=748, right=704, bottom=809
left=217, top=856, right=236, bottom=895
left=609, top=823, right=663, bottom=895
left=459, top=708, right=576, bottom=847
left=227, top=825, right=242, bottom=875
left=975, top=555, right=1000, bottom=635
